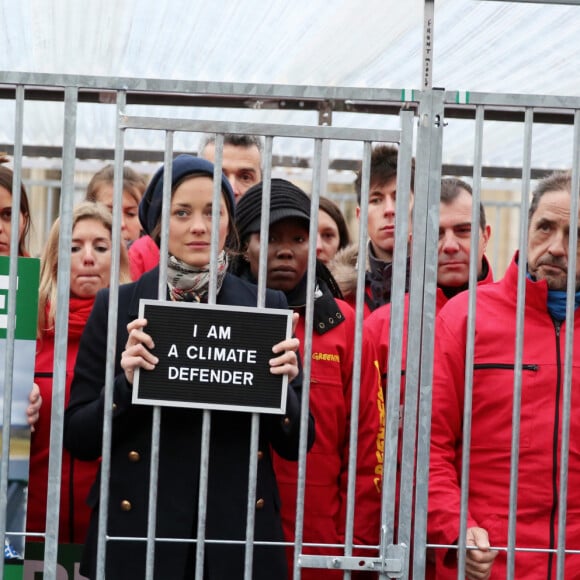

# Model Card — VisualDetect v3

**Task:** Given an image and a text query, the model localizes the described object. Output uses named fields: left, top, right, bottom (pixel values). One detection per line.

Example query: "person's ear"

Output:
left=482, top=224, right=491, bottom=252
left=242, top=242, right=250, bottom=261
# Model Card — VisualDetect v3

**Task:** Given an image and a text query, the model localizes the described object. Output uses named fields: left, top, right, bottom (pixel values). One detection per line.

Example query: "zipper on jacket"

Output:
left=547, top=320, right=562, bottom=580
left=473, top=363, right=539, bottom=372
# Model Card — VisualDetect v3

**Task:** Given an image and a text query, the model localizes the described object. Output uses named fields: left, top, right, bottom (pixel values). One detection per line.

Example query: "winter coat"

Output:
left=329, top=242, right=410, bottom=318
left=273, top=283, right=383, bottom=579
left=428, top=253, right=580, bottom=578
left=63, top=268, right=314, bottom=580
left=27, top=297, right=100, bottom=544
left=363, top=255, right=493, bottom=579
left=365, top=255, right=494, bottom=394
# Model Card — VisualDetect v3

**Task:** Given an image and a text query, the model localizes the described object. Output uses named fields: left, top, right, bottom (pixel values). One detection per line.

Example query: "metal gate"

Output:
left=1, top=71, right=580, bottom=580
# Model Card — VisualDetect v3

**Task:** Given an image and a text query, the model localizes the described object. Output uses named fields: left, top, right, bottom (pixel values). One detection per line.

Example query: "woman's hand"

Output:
left=27, top=383, right=42, bottom=432
left=121, top=318, right=159, bottom=385
left=269, top=312, right=300, bottom=382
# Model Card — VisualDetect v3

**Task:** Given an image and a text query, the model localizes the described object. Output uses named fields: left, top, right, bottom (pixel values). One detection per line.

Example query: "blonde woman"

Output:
left=27, top=202, right=131, bottom=544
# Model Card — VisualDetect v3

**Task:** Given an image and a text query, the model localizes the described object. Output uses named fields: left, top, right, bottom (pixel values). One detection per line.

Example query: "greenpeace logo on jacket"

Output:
left=312, top=351, right=340, bottom=363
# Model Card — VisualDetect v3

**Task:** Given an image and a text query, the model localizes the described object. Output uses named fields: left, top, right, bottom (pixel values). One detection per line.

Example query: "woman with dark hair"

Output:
left=0, top=156, right=37, bottom=562
left=64, top=155, right=313, bottom=579
left=233, top=179, right=382, bottom=579
left=317, top=196, right=350, bottom=265
left=0, top=156, right=31, bottom=257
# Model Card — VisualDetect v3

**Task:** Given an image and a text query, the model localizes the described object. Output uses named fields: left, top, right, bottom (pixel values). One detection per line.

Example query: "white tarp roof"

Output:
left=1, top=0, right=580, bottom=172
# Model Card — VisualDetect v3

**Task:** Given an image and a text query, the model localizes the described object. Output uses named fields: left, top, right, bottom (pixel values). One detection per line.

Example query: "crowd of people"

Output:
left=1, top=133, right=580, bottom=579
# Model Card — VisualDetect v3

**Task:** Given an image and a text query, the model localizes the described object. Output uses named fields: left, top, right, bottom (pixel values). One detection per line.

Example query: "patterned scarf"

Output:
left=166, top=252, right=228, bottom=303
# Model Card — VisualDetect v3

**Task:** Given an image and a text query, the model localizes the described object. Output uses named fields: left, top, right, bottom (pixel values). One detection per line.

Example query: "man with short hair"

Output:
left=198, top=133, right=263, bottom=203
left=365, top=176, right=493, bottom=381
left=128, top=134, right=263, bottom=279
left=364, top=177, right=492, bottom=579
left=330, top=144, right=415, bottom=317
left=436, top=177, right=491, bottom=296
left=428, top=170, right=580, bottom=579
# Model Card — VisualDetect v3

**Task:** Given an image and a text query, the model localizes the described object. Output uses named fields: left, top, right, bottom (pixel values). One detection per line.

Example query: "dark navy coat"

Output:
left=64, top=268, right=314, bottom=579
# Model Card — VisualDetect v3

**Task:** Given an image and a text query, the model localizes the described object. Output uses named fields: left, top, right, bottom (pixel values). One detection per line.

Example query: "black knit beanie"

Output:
left=235, top=178, right=311, bottom=243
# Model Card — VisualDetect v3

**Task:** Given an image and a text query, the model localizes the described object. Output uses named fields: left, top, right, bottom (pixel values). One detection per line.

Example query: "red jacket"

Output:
left=363, top=256, right=493, bottom=578
left=128, top=234, right=159, bottom=281
left=27, top=297, right=100, bottom=544
left=428, top=253, right=580, bottom=578
left=365, top=255, right=494, bottom=394
left=273, top=295, right=383, bottom=579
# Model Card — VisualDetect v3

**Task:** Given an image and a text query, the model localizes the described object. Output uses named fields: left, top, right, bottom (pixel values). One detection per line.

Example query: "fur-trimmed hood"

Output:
left=328, top=243, right=360, bottom=300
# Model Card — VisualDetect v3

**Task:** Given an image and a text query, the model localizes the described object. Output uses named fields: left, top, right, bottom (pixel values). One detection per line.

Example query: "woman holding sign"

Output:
left=233, top=179, right=383, bottom=579
left=64, top=155, right=313, bottom=580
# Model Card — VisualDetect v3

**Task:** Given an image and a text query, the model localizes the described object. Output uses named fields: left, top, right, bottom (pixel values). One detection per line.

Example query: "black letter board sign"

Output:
left=132, top=299, right=292, bottom=414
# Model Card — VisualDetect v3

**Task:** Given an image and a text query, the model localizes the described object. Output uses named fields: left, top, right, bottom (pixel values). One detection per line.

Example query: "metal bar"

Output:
left=379, top=110, right=413, bottom=563
left=94, top=89, right=127, bottom=580
left=378, top=112, right=414, bottom=567
left=0, top=83, right=25, bottom=580
left=237, top=135, right=262, bottom=580
left=506, top=106, right=534, bottom=578
left=120, top=115, right=401, bottom=143
left=340, top=148, right=362, bottom=580
left=422, top=0, right=435, bottom=89
left=207, top=133, right=224, bottom=304
left=455, top=104, right=485, bottom=577
left=0, top=142, right=563, bottom=179
left=43, top=85, right=78, bottom=580
left=351, top=140, right=371, bottom=404
left=193, top=407, right=211, bottom=580
left=243, top=413, right=260, bottom=580
left=255, top=137, right=272, bottom=304
left=444, top=90, right=580, bottom=110
left=556, top=109, right=580, bottom=579
left=299, top=554, right=401, bottom=573
left=394, top=96, right=434, bottom=580
left=410, top=88, right=445, bottom=580
left=144, top=134, right=175, bottom=580
left=478, top=0, right=580, bottom=4
left=292, top=138, right=323, bottom=580
left=4, top=72, right=580, bottom=115
left=0, top=70, right=408, bottom=102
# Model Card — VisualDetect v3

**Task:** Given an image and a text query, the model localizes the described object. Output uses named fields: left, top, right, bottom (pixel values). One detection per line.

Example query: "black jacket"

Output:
left=64, top=267, right=314, bottom=580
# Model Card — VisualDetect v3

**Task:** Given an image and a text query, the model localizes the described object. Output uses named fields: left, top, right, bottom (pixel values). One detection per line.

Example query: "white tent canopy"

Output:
left=1, top=0, right=580, bottom=172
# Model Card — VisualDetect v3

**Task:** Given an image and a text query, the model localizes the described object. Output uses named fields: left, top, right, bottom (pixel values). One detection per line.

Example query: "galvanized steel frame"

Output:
left=2, top=69, right=580, bottom=580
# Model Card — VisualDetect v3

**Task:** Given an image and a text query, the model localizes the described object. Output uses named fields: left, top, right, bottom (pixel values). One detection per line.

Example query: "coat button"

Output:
left=120, top=500, right=132, bottom=512
left=128, top=451, right=141, bottom=462
left=257, top=450, right=264, bottom=460
left=112, top=403, right=118, bottom=412
left=283, top=417, right=291, bottom=426
left=256, top=498, right=265, bottom=509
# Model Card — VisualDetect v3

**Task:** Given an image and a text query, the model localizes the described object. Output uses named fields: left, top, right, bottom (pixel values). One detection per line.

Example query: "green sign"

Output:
left=0, top=257, right=40, bottom=340
left=24, top=543, right=86, bottom=579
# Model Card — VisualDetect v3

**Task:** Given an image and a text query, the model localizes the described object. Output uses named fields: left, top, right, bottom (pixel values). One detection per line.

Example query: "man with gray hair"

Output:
left=198, top=133, right=263, bottom=203
left=428, top=170, right=580, bottom=579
